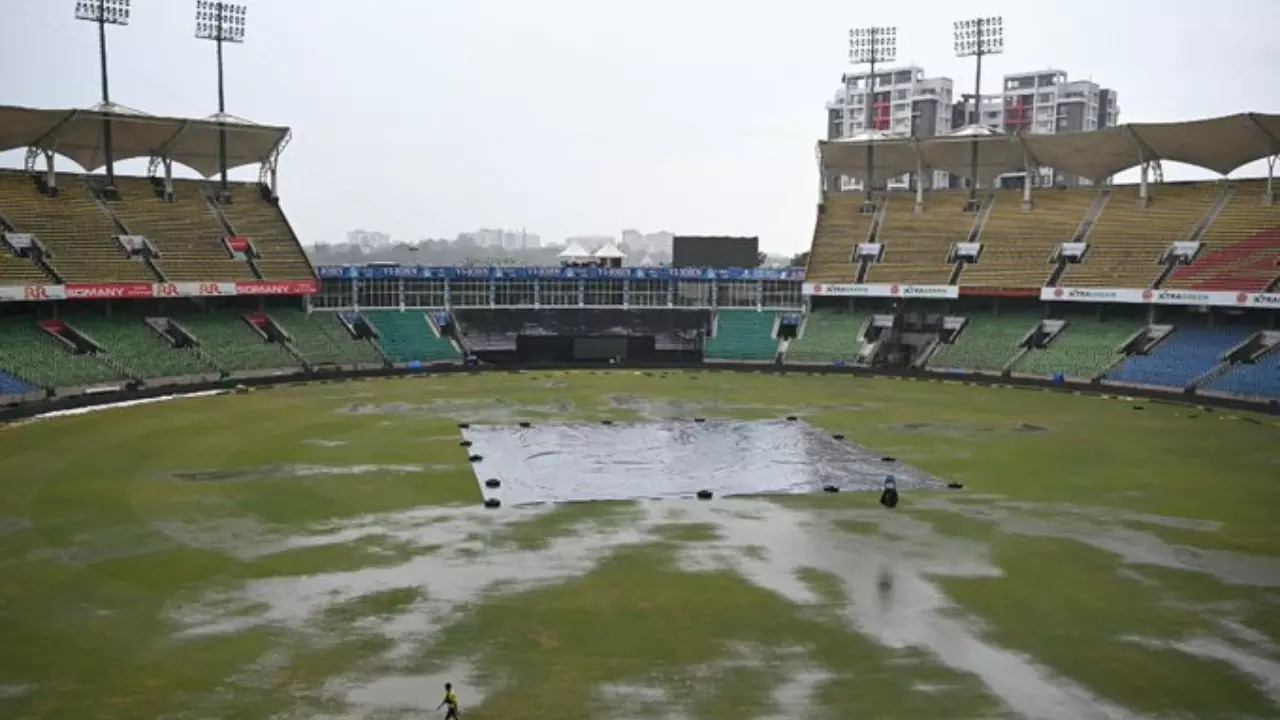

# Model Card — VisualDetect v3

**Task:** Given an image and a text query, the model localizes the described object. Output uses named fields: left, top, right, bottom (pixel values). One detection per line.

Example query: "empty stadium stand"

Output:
left=65, top=314, right=216, bottom=379
left=927, top=312, right=1040, bottom=373
left=0, top=171, right=156, bottom=283
left=170, top=311, right=301, bottom=373
left=1107, top=326, right=1255, bottom=389
left=361, top=310, right=460, bottom=363
left=1060, top=183, right=1218, bottom=288
left=804, top=193, right=876, bottom=284
left=963, top=189, right=1093, bottom=289
left=785, top=310, right=868, bottom=364
left=1206, top=348, right=1280, bottom=399
left=111, top=178, right=258, bottom=282
left=273, top=309, right=384, bottom=366
left=864, top=191, right=973, bottom=284
left=705, top=310, right=778, bottom=361
left=1014, top=317, right=1144, bottom=379
left=0, top=250, right=52, bottom=285
left=220, top=184, right=315, bottom=281
left=1163, top=181, right=1280, bottom=292
left=0, top=317, right=131, bottom=390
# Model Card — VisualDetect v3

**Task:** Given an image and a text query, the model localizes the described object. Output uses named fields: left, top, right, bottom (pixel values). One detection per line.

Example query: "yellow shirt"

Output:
left=444, top=691, right=458, bottom=709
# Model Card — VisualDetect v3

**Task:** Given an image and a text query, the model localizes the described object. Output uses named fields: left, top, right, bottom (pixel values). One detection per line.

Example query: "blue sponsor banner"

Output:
left=316, top=266, right=805, bottom=281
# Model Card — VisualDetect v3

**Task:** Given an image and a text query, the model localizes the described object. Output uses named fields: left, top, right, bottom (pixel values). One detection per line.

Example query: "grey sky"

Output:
left=2, top=0, right=1278, bottom=254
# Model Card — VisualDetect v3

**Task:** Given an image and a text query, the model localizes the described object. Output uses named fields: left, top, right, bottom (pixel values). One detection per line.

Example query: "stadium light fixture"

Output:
left=74, top=0, right=131, bottom=192
left=848, top=26, right=897, bottom=206
left=195, top=1, right=248, bottom=200
left=953, top=16, right=1004, bottom=208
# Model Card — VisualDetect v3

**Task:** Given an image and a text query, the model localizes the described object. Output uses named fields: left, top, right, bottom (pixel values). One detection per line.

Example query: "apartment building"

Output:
left=825, top=65, right=955, bottom=191
left=829, top=65, right=1119, bottom=190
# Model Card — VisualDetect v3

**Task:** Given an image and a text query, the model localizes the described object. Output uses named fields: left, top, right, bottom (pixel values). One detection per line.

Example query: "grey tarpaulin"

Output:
left=462, top=419, right=946, bottom=506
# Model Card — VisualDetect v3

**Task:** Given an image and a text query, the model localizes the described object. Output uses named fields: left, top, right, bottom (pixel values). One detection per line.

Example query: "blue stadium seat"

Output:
left=0, top=370, right=38, bottom=398
left=1107, top=327, right=1255, bottom=389
left=1206, top=350, right=1280, bottom=399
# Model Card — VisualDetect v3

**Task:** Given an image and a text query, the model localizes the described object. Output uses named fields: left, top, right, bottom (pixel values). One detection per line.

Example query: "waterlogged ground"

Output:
left=1, top=371, right=1279, bottom=719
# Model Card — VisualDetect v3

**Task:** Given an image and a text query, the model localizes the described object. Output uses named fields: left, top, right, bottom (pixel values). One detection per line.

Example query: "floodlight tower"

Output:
left=195, top=0, right=248, bottom=202
left=848, top=26, right=896, bottom=209
left=953, top=16, right=1003, bottom=210
left=74, top=0, right=131, bottom=193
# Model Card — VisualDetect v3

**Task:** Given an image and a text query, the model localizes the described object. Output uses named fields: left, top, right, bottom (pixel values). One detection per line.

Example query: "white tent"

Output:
left=593, top=242, right=626, bottom=260
left=558, top=241, right=591, bottom=260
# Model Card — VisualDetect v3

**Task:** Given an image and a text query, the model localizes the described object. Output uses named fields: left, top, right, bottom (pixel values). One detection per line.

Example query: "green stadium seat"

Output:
left=0, top=318, right=130, bottom=390
left=66, top=314, right=217, bottom=380
left=1014, top=318, right=1144, bottom=379
left=927, top=313, right=1040, bottom=373
left=170, top=311, right=300, bottom=373
left=786, top=309, right=869, bottom=364
left=272, top=309, right=385, bottom=367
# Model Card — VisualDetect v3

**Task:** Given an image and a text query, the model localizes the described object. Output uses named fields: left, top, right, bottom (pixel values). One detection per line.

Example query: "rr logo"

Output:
left=22, top=285, right=49, bottom=300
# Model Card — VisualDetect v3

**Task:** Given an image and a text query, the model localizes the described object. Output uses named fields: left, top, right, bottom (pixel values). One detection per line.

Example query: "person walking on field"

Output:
left=437, top=682, right=461, bottom=719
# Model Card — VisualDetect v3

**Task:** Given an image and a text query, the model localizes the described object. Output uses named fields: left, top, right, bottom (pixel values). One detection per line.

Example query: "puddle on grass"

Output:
left=320, top=661, right=484, bottom=720
left=605, top=395, right=854, bottom=421
left=303, top=439, right=348, bottom=448
left=0, top=517, right=30, bottom=535
left=171, top=464, right=438, bottom=483
left=163, top=498, right=1201, bottom=720
left=1125, top=635, right=1280, bottom=706
left=892, top=421, right=1050, bottom=437
left=339, top=399, right=576, bottom=424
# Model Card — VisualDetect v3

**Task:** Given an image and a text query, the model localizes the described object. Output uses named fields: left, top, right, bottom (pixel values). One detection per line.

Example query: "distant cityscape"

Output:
left=307, top=229, right=680, bottom=267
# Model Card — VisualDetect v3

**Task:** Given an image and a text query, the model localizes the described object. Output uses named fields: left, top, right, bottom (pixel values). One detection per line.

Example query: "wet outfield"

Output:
left=1, top=371, right=1279, bottom=719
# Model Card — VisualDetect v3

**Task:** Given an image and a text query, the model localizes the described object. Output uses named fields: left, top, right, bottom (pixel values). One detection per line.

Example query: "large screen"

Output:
left=672, top=236, right=759, bottom=269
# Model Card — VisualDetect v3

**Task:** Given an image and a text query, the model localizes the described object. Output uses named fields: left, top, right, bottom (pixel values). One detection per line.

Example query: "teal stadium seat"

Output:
left=362, top=310, right=460, bottom=363
left=786, top=310, right=869, bottom=365
left=705, top=310, right=778, bottom=361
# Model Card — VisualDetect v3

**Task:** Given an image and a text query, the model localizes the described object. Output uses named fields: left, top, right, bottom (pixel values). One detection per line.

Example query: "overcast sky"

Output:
left=2, top=0, right=1278, bottom=254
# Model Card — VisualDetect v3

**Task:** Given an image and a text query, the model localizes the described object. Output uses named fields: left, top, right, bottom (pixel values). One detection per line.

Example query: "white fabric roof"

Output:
left=820, top=111, right=1280, bottom=183
left=593, top=242, right=625, bottom=259
left=558, top=241, right=591, bottom=259
left=0, top=105, right=290, bottom=177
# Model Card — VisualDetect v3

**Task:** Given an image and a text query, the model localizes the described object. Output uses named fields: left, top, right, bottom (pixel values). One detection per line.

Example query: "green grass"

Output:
left=0, top=370, right=1277, bottom=719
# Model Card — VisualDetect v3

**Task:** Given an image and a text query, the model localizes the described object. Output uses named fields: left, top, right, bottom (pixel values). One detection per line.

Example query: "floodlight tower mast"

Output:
left=953, top=15, right=1004, bottom=210
left=195, top=0, right=248, bottom=203
left=848, top=26, right=897, bottom=210
left=74, top=0, right=131, bottom=194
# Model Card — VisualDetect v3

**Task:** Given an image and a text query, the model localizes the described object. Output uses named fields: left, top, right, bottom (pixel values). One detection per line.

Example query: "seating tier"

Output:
left=705, top=310, right=778, bottom=361
left=964, top=190, right=1092, bottom=289
left=927, top=313, right=1040, bottom=373
left=786, top=310, right=868, bottom=364
left=220, top=185, right=315, bottom=281
left=864, top=192, right=970, bottom=285
left=1164, top=181, right=1280, bottom=291
left=1014, top=318, right=1144, bottom=379
left=171, top=312, right=300, bottom=373
left=363, top=310, right=460, bottom=363
left=66, top=315, right=216, bottom=379
left=804, top=194, right=875, bottom=284
left=273, top=309, right=384, bottom=366
left=1107, top=326, right=1253, bottom=389
left=1207, top=349, right=1280, bottom=399
left=0, top=318, right=131, bottom=389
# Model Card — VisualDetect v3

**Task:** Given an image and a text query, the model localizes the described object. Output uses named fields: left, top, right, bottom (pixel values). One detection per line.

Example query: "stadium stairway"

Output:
left=169, top=311, right=301, bottom=374
left=927, top=312, right=1041, bottom=374
left=65, top=314, right=218, bottom=380
left=1205, top=346, right=1280, bottom=399
left=1060, top=183, right=1219, bottom=288
left=0, top=170, right=157, bottom=283
left=220, top=184, right=316, bottom=281
left=361, top=310, right=461, bottom=364
left=1163, top=181, right=1280, bottom=292
left=963, top=189, right=1093, bottom=290
left=1013, top=317, right=1145, bottom=380
left=785, top=309, right=869, bottom=365
left=804, top=193, right=877, bottom=284
left=110, top=178, right=259, bottom=282
left=864, top=190, right=974, bottom=285
left=1106, top=326, right=1255, bottom=390
left=0, top=318, right=132, bottom=391
left=705, top=310, right=779, bottom=361
left=272, top=309, right=385, bottom=367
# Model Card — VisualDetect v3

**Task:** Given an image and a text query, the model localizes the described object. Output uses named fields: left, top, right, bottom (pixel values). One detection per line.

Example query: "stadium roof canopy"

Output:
left=820, top=112, right=1280, bottom=183
left=0, top=104, right=290, bottom=177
